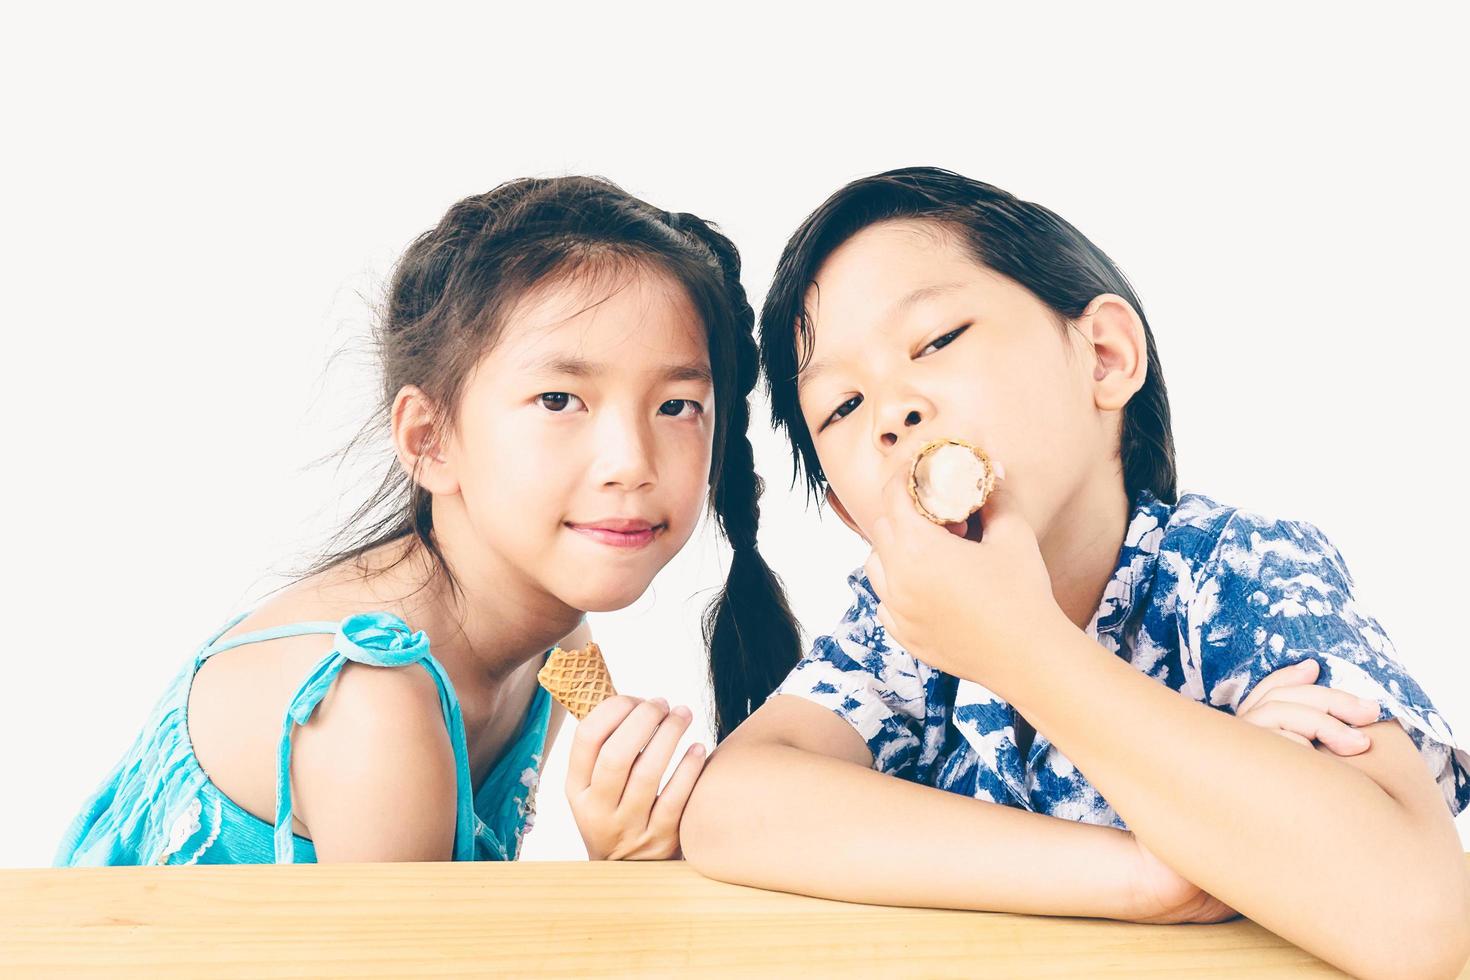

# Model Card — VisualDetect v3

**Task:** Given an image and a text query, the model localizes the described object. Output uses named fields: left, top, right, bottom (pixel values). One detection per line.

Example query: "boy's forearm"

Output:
left=1006, top=625, right=1469, bottom=979
left=680, top=739, right=1145, bottom=919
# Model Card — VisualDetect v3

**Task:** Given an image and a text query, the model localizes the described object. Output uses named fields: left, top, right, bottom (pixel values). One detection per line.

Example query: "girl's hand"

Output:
left=864, top=461, right=1067, bottom=690
left=1125, top=661, right=1380, bottom=923
left=1235, top=658, right=1380, bottom=753
left=565, top=695, right=708, bottom=860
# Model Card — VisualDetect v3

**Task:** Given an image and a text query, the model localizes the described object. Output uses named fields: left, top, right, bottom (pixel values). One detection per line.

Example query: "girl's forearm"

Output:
left=1006, top=625, right=1469, bottom=979
left=681, top=739, right=1145, bottom=919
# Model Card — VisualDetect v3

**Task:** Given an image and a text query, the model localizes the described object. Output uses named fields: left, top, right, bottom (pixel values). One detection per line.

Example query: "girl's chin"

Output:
left=553, top=576, right=658, bottom=614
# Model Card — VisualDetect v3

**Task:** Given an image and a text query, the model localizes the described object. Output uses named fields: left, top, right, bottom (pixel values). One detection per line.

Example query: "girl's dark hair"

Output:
left=305, top=175, right=800, bottom=741
left=760, top=166, right=1177, bottom=508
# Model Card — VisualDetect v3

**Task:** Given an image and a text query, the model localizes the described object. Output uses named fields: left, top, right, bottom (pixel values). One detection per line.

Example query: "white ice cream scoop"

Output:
left=908, top=439, right=997, bottom=525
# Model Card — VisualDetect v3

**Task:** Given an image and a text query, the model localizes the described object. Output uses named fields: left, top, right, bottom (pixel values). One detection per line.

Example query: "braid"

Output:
left=668, top=213, right=803, bottom=741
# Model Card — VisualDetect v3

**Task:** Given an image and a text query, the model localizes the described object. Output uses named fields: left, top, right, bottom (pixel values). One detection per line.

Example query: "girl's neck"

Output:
left=361, top=512, right=583, bottom=698
left=1038, top=473, right=1133, bottom=633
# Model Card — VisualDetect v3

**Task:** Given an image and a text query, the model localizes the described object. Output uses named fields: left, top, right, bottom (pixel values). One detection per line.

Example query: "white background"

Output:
left=3, top=2, right=1466, bottom=866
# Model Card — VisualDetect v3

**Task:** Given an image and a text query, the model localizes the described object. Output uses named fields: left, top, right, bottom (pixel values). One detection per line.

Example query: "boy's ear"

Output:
left=824, top=487, right=869, bottom=544
left=391, top=385, right=459, bottom=495
left=1076, top=293, right=1148, bottom=413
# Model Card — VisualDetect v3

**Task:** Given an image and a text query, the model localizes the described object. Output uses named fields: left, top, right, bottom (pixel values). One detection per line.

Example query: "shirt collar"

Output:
left=1090, top=489, right=1173, bottom=638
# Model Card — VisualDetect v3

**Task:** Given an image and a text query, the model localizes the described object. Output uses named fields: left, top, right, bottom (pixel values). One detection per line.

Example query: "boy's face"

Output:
left=795, top=220, right=1136, bottom=549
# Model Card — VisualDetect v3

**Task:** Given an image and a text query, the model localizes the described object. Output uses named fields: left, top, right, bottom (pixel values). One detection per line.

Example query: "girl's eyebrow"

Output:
left=526, top=353, right=712, bottom=384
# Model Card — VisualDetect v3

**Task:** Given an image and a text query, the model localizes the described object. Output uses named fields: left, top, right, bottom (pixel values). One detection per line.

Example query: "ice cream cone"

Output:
left=909, top=438, right=996, bottom=525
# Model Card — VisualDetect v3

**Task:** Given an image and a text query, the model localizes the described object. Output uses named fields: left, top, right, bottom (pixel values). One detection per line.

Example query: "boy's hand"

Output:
left=565, top=695, right=707, bottom=860
left=1235, top=658, right=1380, bottom=753
left=864, top=460, right=1067, bottom=691
left=1126, top=661, right=1380, bottom=923
left=1126, top=836, right=1240, bottom=924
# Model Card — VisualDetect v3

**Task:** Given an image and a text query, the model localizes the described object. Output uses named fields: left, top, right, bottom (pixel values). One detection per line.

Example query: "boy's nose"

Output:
left=878, top=408, right=925, bottom=449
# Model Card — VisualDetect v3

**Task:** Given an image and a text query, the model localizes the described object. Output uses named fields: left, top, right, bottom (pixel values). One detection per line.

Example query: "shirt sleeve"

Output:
left=1186, top=509, right=1470, bottom=817
left=768, top=571, right=931, bottom=778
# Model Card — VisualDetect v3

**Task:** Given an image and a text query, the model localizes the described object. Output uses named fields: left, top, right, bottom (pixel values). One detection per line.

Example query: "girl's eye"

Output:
left=821, top=394, right=863, bottom=431
left=658, top=398, right=703, bottom=418
left=538, top=392, right=585, bottom=413
left=920, top=324, right=970, bottom=356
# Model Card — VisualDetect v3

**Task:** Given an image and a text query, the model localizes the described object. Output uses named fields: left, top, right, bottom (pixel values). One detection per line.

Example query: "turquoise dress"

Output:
left=55, top=610, right=553, bottom=865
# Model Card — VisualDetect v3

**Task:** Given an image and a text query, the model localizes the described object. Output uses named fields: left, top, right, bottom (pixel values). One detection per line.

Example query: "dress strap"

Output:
left=271, top=611, right=476, bottom=863
left=204, top=620, right=343, bottom=659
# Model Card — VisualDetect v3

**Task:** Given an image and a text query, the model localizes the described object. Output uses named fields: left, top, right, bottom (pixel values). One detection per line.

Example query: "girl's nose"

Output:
left=593, top=418, right=658, bottom=490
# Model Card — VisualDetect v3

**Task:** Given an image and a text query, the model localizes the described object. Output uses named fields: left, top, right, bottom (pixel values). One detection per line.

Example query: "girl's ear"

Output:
left=391, top=385, right=460, bottom=495
left=825, top=487, right=870, bottom=544
left=1076, top=293, right=1148, bottom=413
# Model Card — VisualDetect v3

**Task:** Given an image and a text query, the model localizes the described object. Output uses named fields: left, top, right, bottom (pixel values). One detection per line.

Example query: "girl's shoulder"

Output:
left=189, top=571, right=447, bottom=841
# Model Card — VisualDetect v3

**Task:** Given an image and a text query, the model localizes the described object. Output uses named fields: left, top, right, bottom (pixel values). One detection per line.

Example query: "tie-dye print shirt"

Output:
left=773, top=491, right=1470, bottom=826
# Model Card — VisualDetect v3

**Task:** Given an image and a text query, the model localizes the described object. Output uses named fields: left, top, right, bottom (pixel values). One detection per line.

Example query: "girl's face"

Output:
left=796, top=220, right=1131, bottom=550
left=440, top=265, right=716, bottom=612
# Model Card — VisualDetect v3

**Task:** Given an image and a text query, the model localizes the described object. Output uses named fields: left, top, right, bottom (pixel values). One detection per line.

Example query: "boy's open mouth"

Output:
left=944, top=512, right=985, bottom=544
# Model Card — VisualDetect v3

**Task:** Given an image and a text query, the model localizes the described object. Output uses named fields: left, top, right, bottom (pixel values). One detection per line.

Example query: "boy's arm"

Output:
left=680, top=693, right=1153, bottom=920
left=1009, top=628, right=1470, bottom=980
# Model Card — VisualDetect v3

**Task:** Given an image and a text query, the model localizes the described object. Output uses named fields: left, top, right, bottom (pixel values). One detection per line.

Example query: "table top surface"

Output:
left=4, top=858, right=1467, bottom=978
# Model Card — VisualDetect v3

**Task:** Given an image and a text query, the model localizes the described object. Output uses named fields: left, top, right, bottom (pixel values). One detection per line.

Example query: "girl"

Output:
left=680, top=168, right=1470, bottom=979
left=57, top=175, right=798, bottom=865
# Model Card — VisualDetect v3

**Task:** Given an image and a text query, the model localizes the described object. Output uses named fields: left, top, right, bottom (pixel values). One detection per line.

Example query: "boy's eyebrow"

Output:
left=797, top=357, right=834, bottom=394
left=526, top=353, right=713, bottom=384
left=890, top=281, right=967, bottom=317
left=797, top=282, right=968, bottom=393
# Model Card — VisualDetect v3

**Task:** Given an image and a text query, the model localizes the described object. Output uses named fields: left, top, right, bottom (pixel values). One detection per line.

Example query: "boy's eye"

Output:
left=821, top=394, right=863, bottom=431
left=658, top=398, right=703, bottom=419
left=920, top=324, right=970, bottom=356
left=538, top=392, right=585, bottom=413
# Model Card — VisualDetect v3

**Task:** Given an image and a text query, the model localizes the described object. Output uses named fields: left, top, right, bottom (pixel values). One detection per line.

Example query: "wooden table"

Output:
left=3, top=859, right=1467, bottom=978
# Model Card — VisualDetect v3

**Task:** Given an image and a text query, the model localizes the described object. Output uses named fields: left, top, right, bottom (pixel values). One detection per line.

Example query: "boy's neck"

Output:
left=1039, top=477, right=1133, bottom=633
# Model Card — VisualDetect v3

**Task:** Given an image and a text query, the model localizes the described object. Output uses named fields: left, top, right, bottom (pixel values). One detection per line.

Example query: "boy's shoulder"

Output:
left=1155, top=491, right=1351, bottom=588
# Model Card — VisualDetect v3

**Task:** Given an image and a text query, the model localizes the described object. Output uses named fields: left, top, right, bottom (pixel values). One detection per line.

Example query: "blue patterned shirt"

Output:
left=773, top=491, right=1470, bottom=826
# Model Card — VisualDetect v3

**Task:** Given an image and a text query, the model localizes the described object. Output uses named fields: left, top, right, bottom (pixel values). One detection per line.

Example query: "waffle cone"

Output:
left=908, top=438, right=996, bottom=526
left=537, top=642, right=617, bottom=720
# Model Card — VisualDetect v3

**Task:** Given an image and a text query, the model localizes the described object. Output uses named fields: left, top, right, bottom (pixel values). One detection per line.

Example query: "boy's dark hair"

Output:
left=304, top=175, right=800, bottom=741
left=760, top=166, right=1177, bottom=510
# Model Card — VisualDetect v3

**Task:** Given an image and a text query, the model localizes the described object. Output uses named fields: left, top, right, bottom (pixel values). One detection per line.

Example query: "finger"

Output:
left=649, top=742, right=709, bottom=838
left=1277, top=731, right=1314, bottom=748
left=565, top=695, right=642, bottom=794
left=972, top=472, right=1027, bottom=541
left=587, top=698, right=672, bottom=805
left=619, top=704, right=694, bottom=815
left=875, top=457, right=949, bottom=553
left=1251, top=683, right=1381, bottom=726
left=1242, top=701, right=1371, bottom=756
left=1238, top=659, right=1319, bottom=714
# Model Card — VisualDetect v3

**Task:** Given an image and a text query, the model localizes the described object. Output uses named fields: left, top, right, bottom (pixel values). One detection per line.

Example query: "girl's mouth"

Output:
left=565, top=519, right=667, bottom=550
